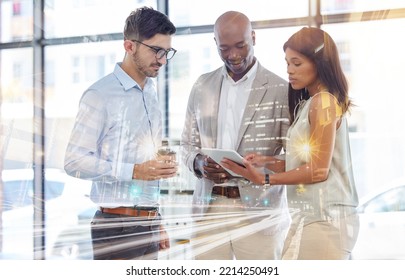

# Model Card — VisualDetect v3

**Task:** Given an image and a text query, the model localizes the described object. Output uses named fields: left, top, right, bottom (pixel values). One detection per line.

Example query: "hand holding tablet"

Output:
left=201, top=148, right=245, bottom=177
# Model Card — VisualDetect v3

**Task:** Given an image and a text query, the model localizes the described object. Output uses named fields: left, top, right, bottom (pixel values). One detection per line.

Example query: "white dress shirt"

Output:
left=217, top=61, right=258, bottom=149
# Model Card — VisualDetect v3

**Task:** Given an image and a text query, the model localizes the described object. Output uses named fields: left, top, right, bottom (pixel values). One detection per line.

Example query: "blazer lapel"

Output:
left=210, top=72, right=224, bottom=148
left=236, top=65, right=268, bottom=150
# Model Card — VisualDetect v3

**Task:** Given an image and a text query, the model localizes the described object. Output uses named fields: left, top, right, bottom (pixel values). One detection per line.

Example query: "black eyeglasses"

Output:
left=131, top=39, right=177, bottom=60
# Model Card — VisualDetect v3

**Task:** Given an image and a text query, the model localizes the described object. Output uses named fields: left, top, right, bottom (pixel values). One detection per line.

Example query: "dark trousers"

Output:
left=90, top=210, right=160, bottom=260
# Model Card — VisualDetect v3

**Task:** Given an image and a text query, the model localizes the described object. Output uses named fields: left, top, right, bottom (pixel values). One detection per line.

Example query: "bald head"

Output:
left=214, top=11, right=252, bottom=39
left=213, top=11, right=256, bottom=82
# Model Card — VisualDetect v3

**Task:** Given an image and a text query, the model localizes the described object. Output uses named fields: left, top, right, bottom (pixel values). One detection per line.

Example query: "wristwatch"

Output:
left=263, top=173, right=271, bottom=188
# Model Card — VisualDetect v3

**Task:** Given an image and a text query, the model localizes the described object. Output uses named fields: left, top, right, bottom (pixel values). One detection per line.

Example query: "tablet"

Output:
left=201, top=148, right=245, bottom=177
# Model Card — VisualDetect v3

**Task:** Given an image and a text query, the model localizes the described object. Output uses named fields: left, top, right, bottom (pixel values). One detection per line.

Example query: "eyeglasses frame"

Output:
left=130, top=39, right=177, bottom=60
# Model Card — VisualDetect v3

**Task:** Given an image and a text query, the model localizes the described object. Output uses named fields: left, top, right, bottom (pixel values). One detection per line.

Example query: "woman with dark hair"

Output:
left=222, top=27, right=359, bottom=259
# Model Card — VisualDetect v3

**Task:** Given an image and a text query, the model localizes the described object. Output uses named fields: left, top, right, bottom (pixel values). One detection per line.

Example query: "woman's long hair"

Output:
left=283, top=27, right=351, bottom=123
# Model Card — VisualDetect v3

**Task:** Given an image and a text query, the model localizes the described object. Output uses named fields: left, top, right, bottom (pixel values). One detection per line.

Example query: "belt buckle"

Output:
left=147, top=210, right=155, bottom=219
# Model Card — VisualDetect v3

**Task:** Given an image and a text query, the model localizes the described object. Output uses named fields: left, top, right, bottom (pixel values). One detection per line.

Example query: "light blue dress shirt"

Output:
left=64, top=63, right=162, bottom=207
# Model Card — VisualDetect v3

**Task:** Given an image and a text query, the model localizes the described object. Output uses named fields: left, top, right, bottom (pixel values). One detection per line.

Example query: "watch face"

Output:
left=265, top=174, right=270, bottom=185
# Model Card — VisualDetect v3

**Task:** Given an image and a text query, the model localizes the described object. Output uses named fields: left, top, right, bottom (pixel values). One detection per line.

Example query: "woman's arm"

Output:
left=222, top=92, right=341, bottom=185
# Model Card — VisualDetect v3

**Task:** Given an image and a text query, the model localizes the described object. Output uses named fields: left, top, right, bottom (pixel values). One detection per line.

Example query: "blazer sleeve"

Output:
left=180, top=77, right=203, bottom=176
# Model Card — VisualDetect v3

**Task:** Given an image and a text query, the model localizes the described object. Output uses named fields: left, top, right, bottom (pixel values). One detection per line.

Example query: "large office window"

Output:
left=0, top=0, right=157, bottom=260
left=1, top=0, right=405, bottom=260
left=169, top=0, right=308, bottom=27
left=323, top=19, right=405, bottom=197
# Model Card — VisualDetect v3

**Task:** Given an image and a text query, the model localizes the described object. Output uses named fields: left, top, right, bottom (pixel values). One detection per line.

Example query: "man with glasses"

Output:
left=181, top=11, right=291, bottom=259
left=64, top=7, right=177, bottom=260
left=130, top=39, right=176, bottom=61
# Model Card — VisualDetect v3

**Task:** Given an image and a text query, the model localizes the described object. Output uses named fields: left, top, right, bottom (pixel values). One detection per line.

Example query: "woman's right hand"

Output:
left=245, top=153, right=285, bottom=173
left=245, top=153, right=268, bottom=167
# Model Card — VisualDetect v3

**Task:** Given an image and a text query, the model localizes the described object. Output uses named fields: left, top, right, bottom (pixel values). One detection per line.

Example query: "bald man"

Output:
left=180, top=11, right=291, bottom=260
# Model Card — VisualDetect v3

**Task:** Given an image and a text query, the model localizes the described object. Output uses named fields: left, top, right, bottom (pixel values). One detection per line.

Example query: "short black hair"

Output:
left=124, top=6, right=176, bottom=41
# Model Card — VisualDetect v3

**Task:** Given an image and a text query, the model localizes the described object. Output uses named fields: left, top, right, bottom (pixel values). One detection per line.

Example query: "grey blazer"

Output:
left=181, top=61, right=290, bottom=222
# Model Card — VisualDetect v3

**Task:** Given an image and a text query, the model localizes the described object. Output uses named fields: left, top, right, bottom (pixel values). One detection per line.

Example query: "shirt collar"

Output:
left=221, top=59, right=258, bottom=85
left=114, top=62, right=150, bottom=91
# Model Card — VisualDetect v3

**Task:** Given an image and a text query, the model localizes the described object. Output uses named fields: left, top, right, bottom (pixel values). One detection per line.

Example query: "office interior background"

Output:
left=0, top=0, right=405, bottom=260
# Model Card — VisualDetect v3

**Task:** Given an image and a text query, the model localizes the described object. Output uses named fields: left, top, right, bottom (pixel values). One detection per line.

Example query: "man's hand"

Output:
left=132, top=156, right=178, bottom=181
left=194, top=154, right=232, bottom=184
left=159, top=225, right=170, bottom=250
left=204, top=157, right=232, bottom=184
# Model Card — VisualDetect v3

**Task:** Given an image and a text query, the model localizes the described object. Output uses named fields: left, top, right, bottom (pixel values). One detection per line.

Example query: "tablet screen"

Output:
left=201, top=148, right=245, bottom=177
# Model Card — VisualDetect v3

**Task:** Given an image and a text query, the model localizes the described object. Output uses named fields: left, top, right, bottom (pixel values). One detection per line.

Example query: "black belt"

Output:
left=212, top=186, right=240, bottom=198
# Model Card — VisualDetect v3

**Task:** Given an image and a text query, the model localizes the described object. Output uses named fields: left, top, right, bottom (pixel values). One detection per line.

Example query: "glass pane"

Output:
left=45, top=41, right=121, bottom=118
left=1, top=168, right=94, bottom=259
left=0, top=0, right=33, bottom=42
left=169, top=0, right=308, bottom=27
left=322, top=0, right=405, bottom=14
left=44, top=0, right=156, bottom=38
left=323, top=20, right=405, bottom=260
left=254, top=26, right=305, bottom=81
left=168, top=33, right=222, bottom=139
left=43, top=42, right=123, bottom=259
left=1, top=47, right=34, bottom=259
left=0, top=48, right=33, bottom=168
left=1, top=170, right=34, bottom=259
left=323, top=19, right=405, bottom=199
left=44, top=41, right=122, bottom=168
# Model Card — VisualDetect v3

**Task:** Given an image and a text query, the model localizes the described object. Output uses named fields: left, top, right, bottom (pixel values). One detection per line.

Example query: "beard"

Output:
left=132, top=52, right=162, bottom=78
